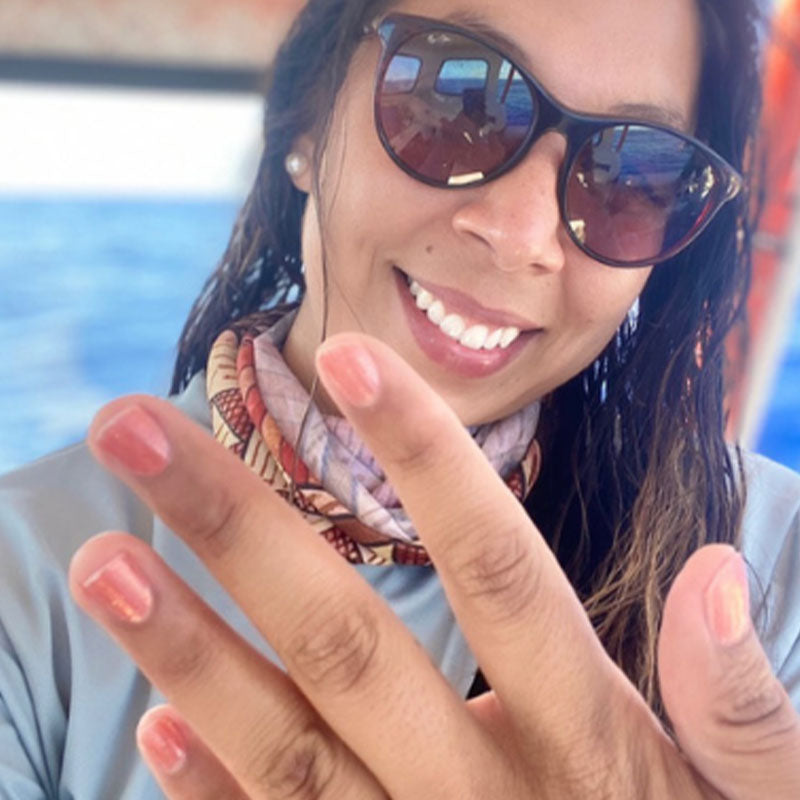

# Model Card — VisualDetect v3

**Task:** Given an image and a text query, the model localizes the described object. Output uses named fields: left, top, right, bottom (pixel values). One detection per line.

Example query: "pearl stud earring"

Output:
left=285, top=152, right=308, bottom=177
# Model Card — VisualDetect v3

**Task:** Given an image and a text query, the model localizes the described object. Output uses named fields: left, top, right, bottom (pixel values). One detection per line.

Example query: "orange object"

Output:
left=727, top=0, right=800, bottom=439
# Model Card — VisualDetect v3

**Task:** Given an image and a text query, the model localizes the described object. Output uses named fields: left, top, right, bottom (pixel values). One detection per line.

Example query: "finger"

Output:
left=70, top=532, right=386, bottom=800
left=137, top=705, right=249, bottom=800
left=315, top=334, right=636, bottom=747
left=659, top=544, right=800, bottom=800
left=85, top=399, right=506, bottom=799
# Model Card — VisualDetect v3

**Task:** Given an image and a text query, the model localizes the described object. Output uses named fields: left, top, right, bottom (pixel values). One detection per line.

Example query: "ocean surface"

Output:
left=0, top=195, right=797, bottom=475
left=0, top=196, right=239, bottom=475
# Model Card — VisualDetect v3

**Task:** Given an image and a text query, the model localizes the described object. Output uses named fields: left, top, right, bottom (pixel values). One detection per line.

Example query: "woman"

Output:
left=2, top=0, right=799, bottom=797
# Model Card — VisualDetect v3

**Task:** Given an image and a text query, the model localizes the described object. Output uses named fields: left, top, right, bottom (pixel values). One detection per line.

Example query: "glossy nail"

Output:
left=95, top=405, right=171, bottom=476
left=316, top=341, right=381, bottom=408
left=705, top=553, right=751, bottom=646
left=139, top=713, right=188, bottom=776
left=81, top=551, right=153, bottom=624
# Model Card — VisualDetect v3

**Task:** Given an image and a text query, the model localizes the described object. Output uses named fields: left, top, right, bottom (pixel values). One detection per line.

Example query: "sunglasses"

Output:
left=369, top=13, right=743, bottom=268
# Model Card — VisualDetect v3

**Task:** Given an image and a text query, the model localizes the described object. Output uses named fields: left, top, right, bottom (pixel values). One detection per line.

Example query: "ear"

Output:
left=285, top=134, right=315, bottom=194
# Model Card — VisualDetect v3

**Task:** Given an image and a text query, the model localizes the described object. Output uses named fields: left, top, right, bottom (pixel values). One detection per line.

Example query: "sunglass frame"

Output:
left=370, top=12, right=744, bottom=268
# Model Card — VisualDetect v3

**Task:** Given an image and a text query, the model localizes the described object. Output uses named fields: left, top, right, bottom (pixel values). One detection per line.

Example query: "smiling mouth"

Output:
left=406, top=277, right=521, bottom=350
left=396, top=269, right=542, bottom=352
left=393, top=267, right=542, bottom=379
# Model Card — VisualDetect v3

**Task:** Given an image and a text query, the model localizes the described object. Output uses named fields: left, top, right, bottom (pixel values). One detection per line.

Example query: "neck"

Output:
left=282, top=300, right=342, bottom=416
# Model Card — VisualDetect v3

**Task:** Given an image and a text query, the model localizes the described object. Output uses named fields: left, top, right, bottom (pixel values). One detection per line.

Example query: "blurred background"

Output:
left=0, top=0, right=797, bottom=475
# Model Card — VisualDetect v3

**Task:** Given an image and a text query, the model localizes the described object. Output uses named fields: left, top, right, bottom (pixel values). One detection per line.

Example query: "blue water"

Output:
left=758, top=307, right=800, bottom=472
left=0, top=196, right=797, bottom=475
left=0, top=196, right=239, bottom=474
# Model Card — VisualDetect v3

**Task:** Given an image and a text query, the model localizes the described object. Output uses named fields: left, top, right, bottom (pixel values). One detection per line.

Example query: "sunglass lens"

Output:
left=565, top=125, right=723, bottom=264
left=376, top=31, right=536, bottom=186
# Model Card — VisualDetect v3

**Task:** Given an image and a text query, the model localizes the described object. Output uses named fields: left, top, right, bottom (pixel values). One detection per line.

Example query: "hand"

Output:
left=69, top=334, right=800, bottom=799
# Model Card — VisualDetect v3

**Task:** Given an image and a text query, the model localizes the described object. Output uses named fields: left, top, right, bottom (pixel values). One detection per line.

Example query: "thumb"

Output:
left=659, top=544, right=800, bottom=800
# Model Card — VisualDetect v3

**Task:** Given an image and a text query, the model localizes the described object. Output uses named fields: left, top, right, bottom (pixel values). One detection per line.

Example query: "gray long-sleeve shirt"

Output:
left=1, top=372, right=799, bottom=799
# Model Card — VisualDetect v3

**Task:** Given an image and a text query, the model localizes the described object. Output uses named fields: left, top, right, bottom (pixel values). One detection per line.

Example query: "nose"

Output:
left=451, top=132, right=568, bottom=273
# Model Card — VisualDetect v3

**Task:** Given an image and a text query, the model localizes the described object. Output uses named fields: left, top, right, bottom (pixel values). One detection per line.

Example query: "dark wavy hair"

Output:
left=170, top=0, right=764, bottom=717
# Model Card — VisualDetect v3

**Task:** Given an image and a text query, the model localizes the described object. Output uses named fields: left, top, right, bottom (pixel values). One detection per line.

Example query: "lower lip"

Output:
left=394, top=269, right=538, bottom=379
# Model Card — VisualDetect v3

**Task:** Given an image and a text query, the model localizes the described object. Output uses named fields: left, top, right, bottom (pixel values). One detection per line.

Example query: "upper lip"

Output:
left=399, top=269, right=543, bottom=331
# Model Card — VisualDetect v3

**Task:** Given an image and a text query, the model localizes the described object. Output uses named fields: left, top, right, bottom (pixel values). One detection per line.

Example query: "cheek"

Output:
left=300, top=196, right=324, bottom=305
left=317, top=46, right=457, bottom=248
left=564, top=266, right=652, bottom=343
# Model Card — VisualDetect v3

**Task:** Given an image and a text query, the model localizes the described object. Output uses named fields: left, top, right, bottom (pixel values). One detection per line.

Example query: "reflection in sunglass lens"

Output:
left=565, top=125, right=722, bottom=264
left=376, top=30, right=537, bottom=185
left=375, top=19, right=736, bottom=266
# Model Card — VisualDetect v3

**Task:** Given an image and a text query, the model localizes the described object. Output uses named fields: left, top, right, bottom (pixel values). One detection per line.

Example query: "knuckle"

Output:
left=287, top=605, right=381, bottom=695
left=533, top=730, right=645, bottom=800
left=385, top=406, right=452, bottom=476
left=155, top=626, right=215, bottom=686
left=454, top=526, right=540, bottom=625
left=712, top=647, right=797, bottom=748
left=176, top=483, right=248, bottom=559
left=556, top=767, right=620, bottom=800
left=533, top=759, right=619, bottom=800
left=247, top=722, right=339, bottom=800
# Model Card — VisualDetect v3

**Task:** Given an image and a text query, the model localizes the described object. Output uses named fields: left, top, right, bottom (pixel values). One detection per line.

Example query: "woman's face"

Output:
left=284, top=0, right=701, bottom=424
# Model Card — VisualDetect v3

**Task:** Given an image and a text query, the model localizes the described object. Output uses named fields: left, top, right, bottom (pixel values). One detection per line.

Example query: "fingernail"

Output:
left=705, top=553, right=751, bottom=646
left=95, top=405, right=171, bottom=476
left=139, top=714, right=188, bottom=776
left=316, top=341, right=381, bottom=408
left=81, top=551, right=153, bottom=624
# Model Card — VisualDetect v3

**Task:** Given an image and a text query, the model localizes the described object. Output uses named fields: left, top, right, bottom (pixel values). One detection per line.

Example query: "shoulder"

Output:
left=740, top=450, right=800, bottom=530
left=0, top=370, right=211, bottom=632
left=0, top=441, right=152, bottom=796
left=0, top=372, right=209, bottom=542
left=0, top=372, right=210, bottom=565
left=0, top=372, right=209, bottom=799
left=739, top=450, right=800, bottom=583
left=0, top=441, right=151, bottom=565
left=737, top=450, right=800, bottom=709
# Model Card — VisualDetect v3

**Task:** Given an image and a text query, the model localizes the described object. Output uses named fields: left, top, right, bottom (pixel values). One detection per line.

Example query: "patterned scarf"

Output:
left=206, top=309, right=542, bottom=566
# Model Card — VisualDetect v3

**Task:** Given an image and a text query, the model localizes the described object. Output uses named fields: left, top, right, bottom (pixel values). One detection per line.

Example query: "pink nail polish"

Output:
left=705, top=553, right=751, bottom=646
left=140, top=715, right=188, bottom=776
left=317, top=342, right=381, bottom=408
left=95, top=405, right=171, bottom=476
left=81, top=551, right=153, bottom=624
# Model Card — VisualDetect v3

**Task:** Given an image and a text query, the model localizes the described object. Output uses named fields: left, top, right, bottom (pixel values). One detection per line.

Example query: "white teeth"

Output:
left=426, top=300, right=446, bottom=325
left=483, top=328, right=503, bottom=350
left=460, top=325, right=489, bottom=350
left=440, top=314, right=466, bottom=339
left=500, top=327, right=521, bottom=348
left=415, top=289, right=434, bottom=311
left=404, top=274, right=525, bottom=351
